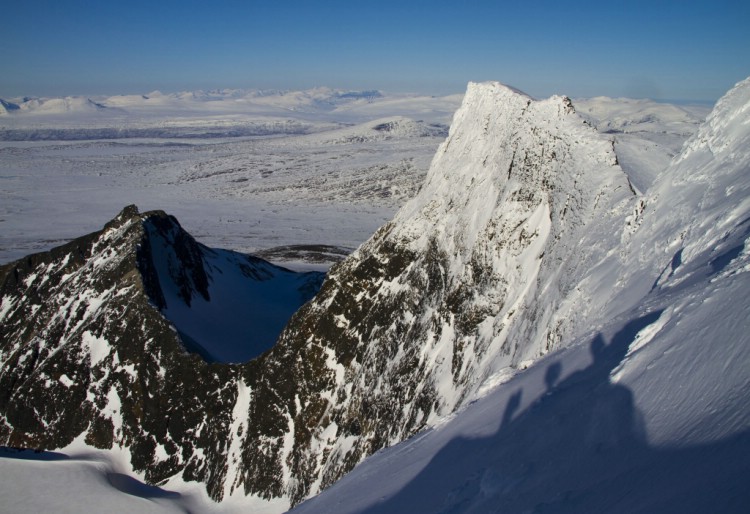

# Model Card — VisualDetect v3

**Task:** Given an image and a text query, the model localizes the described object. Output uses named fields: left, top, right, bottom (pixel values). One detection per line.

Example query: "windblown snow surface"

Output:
left=1, top=79, right=746, bottom=513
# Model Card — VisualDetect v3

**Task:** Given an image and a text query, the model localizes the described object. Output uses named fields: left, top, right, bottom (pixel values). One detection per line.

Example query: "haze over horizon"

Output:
left=2, top=0, right=749, bottom=102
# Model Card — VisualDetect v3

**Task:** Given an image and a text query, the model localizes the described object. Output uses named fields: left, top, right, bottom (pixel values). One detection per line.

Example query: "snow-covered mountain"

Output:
left=313, top=116, right=448, bottom=144
left=0, top=205, right=325, bottom=502
left=259, top=78, right=747, bottom=509
left=1, top=76, right=747, bottom=513
left=292, top=76, right=750, bottom=514
left=247, top=82, right=640, bottom=504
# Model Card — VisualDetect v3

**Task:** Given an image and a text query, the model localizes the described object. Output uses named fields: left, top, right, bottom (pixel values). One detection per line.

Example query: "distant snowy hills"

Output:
left=0, top=87, right=462, bottom=141
left=0, top=87, right=383, bottom=116
left=574, top=96, right=710, bottom=192
left=0, top=99, right=21, bottom=115
left=1, top=77, right=748, bottom=513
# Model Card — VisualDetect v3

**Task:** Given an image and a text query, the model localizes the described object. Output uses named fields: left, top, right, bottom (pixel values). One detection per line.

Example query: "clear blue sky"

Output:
left=2, top=0, right=748, bottom=101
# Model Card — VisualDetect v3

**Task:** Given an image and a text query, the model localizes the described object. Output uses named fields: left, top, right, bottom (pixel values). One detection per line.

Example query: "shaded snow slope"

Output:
left=0, top=446, right=190, bottom=514
left=293, top=286, right=749, bottom=513
left=290, top=77, right=750, bottom=514
left=141, top=214, right=323, bottom=363
left=0, top=443, right=290, bottom=514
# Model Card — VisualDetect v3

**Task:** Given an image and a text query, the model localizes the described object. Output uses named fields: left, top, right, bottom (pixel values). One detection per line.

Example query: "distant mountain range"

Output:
left=0, top=87, right=451, bottom=118
left=0, top=87, right=463, bottom=142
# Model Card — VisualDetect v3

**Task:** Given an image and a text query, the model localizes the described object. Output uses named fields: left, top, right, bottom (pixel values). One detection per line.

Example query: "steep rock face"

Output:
left=0, top=207, right=237, bottom=497
left=0, top=206, right=323, bottom=502
left=255, top=82, right=638, bottom=504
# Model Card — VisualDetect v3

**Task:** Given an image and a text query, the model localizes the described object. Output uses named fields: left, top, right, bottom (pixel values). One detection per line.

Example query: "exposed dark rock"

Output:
left=0, top=205, right=326, bottom=502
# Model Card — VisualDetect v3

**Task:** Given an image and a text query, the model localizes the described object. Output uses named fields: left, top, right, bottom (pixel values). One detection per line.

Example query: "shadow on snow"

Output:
left=361, top=311, right=750, bottom=514
left=0, top=446, right=182, bottom=500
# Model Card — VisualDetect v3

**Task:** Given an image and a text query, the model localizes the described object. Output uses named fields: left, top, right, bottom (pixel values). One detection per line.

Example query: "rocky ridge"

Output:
left=1, top=81, right=681, bottom=508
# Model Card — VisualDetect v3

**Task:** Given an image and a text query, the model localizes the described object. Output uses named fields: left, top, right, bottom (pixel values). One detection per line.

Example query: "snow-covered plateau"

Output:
left=1, top=79, right=747, bottom=513
left=0, top=88, right=460, bottom=267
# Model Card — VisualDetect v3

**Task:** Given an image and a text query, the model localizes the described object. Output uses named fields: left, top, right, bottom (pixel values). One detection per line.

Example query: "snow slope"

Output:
left=292, top=297, right=749, bottom=513
left=290, top=77, right=750, bottom=513
left=0, top=446, right=190, bottom=514
left=142, top=212, right=324, bottom=362
left=0, top=442, right=289, bottom=514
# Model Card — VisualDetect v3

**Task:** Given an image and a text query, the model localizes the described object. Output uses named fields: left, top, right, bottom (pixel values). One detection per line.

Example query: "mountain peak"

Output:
left=103, top=204, right=140, bottom=229
left=675, top=75, right=750, bottom=165
left=466, top=81, right=533, bottom=101
left=394, top=80, right=628, bottom=269
left=288, top=76, right=750, bottom=514
left=0, top=204, right=326, bottom=500
left=463, top=81, right=575, bottom=115
left=239, top=83, right=641, bottom=504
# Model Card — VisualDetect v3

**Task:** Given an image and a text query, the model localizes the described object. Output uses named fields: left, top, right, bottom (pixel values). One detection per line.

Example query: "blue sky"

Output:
left=2, top=0, right=748, bottom=101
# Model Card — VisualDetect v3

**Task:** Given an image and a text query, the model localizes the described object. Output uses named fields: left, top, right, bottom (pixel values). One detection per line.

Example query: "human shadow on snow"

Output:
left=360, top=311, right=750, bottom=514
